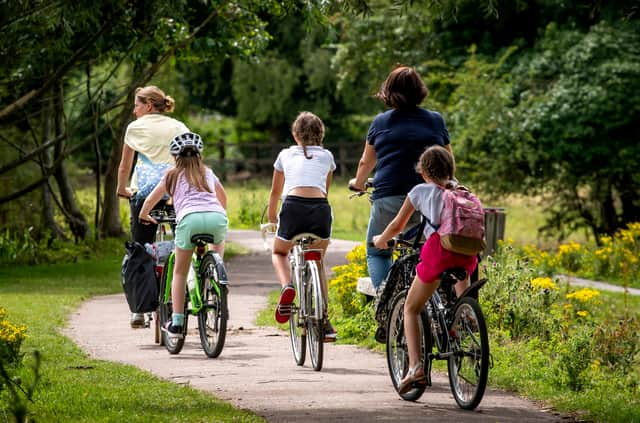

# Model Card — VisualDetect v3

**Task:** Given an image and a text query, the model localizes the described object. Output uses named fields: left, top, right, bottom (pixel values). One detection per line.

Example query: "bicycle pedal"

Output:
left=277, top=306, right=293, bottom=316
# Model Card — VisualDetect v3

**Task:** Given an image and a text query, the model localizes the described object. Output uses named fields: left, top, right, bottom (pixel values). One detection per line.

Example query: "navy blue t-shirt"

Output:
left=367, top=107, right=450, bottom=200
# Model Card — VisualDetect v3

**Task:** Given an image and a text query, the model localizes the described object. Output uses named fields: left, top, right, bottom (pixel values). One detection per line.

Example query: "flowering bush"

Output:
left=520, top=221, right=640, bottom=288
left=0, top=308, right=27, bottom=365
left=330, top=243, right=368, bottom=316
left=329, top=237, right=640, bottom=396
left=481, top=242, right=639, bottom=393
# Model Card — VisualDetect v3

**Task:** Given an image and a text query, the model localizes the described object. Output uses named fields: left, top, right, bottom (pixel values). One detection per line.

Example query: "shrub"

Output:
left=0, top=308, right=27, bottom=366
left=519, top=221, right=640, bottom=288
left=330, top=244, right=368, bottom=316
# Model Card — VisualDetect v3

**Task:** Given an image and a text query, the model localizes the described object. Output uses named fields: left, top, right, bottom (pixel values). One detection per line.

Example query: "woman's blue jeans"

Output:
left=366, top=195, right=420, bottom=290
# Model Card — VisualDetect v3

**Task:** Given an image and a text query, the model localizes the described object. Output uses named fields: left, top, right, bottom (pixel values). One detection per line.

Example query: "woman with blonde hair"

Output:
left=117, top=85, right=189, bottom=328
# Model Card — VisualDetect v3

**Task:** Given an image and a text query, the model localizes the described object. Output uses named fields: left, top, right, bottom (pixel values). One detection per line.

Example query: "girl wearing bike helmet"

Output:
left=373, top=146, right=477, bottom=394
left=139, top=132, right=228, bottom=339
left=266, top=111, right=337, bottom=341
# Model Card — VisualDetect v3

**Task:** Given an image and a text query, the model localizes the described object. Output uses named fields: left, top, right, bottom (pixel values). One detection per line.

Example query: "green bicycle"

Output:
left=153, top=210, right=229, bottom=358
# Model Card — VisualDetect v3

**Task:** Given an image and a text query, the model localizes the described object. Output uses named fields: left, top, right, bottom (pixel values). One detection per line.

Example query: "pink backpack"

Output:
left=438, top=186, right=486, bottom=256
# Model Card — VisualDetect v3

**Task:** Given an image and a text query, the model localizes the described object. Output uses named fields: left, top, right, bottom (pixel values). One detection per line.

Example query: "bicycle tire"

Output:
left=305, top=260, right=324, bottom=371
left=289, top=261, right=306, bottom=366
left=447, top=296, right=489, bottom=410
left=197, top=253, right=228, bottom=358
left=386, top=290, right=430, bottom=401
left=159, top=255, right=186, bottom=354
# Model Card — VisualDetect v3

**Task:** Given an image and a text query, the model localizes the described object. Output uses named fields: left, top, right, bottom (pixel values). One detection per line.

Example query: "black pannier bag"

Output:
left=121, top=241, right=159, bottom=313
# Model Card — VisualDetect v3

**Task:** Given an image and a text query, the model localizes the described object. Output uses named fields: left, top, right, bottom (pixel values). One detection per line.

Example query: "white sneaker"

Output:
left=130, top=313, right=145, bottom=328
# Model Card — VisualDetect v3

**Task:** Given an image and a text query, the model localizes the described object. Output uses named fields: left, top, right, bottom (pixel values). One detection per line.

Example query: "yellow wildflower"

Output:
left=530, top=277, right=558, bottom=290
left=566, top=288, right=600, bottom=303
left=576, top=310, right=588, bottom=317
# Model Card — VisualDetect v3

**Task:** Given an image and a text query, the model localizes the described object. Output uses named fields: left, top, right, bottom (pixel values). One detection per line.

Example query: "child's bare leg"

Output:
left=454, top=277, right=470, bottom=298
left=172, top=246, right=193, bottom=315
left=403, top=276, right=440, bottom=373
left=272, top=238, right=294, bottom=287
left=208, top=240, right=225, bottom=258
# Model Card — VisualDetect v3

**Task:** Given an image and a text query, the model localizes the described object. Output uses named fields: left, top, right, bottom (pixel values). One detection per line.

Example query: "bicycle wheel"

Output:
left=198, top=253, right=228, bottom=358
left=289, top=262, right=306, bottom=366
left=158, top=258, right=186, bottom=354
left=447, top=296, right=489, bottom=410
left=386, top=290, right=430, bottom=401
left=305, top=260, right=324, bottom=371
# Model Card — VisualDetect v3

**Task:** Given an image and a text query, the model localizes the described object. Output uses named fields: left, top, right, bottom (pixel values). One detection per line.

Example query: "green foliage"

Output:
left=521, top=222, right=640, bottom=288
left=233, top=54, right=302, bottom=127
left=0, top=229, right=124, bottom=266
left=328, top=240, right=640, bottom=420
left=481, top=244, right=639, bottom=403
left=330, top=244, right=368, bottom=316
left=0, top=350, right=41, bottom=423
left=0, top=308, right=27, bottom=366
left=450, top=21, right=640, bottom=238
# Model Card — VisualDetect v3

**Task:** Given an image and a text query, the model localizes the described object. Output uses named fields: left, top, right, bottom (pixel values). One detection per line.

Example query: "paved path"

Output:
left=65, top=230, right=570, bottom=422
left=556, top=274, right=640, bottom=296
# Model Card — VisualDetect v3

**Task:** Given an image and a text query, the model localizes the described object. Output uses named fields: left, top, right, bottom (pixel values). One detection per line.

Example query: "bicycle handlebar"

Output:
left=260, top=223, right=277, bottom=251
left=368, top=236, right=412, bottom=249
left=348, top=177, right=374, bottom=193
left=148, top=208, right=176, bottom=224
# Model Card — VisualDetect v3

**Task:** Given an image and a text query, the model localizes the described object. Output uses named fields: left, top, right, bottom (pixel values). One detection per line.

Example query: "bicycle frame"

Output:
left=290, top=238, right=323, bottom=316
left=161, top=247, right=223, bottom=315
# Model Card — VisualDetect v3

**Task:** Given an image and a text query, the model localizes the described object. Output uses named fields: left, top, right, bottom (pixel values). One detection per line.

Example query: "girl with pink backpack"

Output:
left=372, top=145, right=483, bottom=394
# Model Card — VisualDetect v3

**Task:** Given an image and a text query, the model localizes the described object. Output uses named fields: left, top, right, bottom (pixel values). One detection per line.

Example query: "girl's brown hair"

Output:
left=291, top=111, right=325, bottom=159
left=135, top=85, right=176, bottom=113
left=376, top=65, right=428, bottom=109
left=416, top=145, right=455, bottom=187
left=165, top=153, right=212, bottom=196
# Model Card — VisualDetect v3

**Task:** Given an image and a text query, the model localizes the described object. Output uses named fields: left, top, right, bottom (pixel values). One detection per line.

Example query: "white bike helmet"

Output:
left=169, top=132, right=203, bottom=155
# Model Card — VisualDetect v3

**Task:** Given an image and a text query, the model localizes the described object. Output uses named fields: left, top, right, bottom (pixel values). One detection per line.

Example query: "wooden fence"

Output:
left=205, top=140, right=364, bottom=181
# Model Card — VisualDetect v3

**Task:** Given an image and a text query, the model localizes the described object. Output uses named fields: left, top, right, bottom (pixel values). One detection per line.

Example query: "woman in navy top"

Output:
left=349, top=65, right=452, bottom=291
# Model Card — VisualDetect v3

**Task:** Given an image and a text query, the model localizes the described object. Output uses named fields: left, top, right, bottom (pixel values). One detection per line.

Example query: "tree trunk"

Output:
left=100, top=91, right=135, bottom=238
left=40, top=95, right=66, bottom=240
left=52, top=82, right=88, bottom=241
left=618, top=177, right=640, bottom=229
left=601, top=182, right=617, bottom=236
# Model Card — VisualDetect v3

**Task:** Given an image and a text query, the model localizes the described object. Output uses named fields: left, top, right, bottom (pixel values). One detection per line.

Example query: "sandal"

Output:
left=397, top=364, right=427, bottom=394
left=275, top=284, right=296, bottom=323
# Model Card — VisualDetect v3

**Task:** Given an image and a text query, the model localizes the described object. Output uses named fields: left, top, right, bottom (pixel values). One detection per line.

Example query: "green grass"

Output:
left=0, top=245, right=262, bottom=423
left=255, top=291, right=287, bottom=330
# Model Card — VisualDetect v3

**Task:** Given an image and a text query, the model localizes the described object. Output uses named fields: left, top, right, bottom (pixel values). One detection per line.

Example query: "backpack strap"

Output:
left=424, top=215, right=439, bottom=231
left=403, top=214, right=429, bottom=240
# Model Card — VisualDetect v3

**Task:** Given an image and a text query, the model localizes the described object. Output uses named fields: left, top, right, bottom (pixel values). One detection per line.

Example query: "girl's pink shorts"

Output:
left=416, top=233, right=478, bottom=284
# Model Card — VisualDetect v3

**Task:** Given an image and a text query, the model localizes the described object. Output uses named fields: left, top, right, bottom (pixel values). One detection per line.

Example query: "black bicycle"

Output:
left=381, top=220, right=490, bottom=409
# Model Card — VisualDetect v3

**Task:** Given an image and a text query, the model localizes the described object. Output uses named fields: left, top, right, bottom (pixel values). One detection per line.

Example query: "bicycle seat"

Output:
left=290, top=232, right=323, bottom=243
left=191, top=234, right=215, bottom=245
left=440, top=267, right=468, bottom=287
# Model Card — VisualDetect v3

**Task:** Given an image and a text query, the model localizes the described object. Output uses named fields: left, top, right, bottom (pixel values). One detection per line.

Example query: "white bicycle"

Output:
left=261, top=224, right=328, bottom=371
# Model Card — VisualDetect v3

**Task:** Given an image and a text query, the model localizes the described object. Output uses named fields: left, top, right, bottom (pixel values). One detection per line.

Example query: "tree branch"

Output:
left=0, top=17, right=115, bottom=123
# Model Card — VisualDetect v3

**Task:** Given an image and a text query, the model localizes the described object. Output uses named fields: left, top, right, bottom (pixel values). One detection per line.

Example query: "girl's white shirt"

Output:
left=274, top=145, right=336, bottom=198
left=407, top=182, right=445, bottom=238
